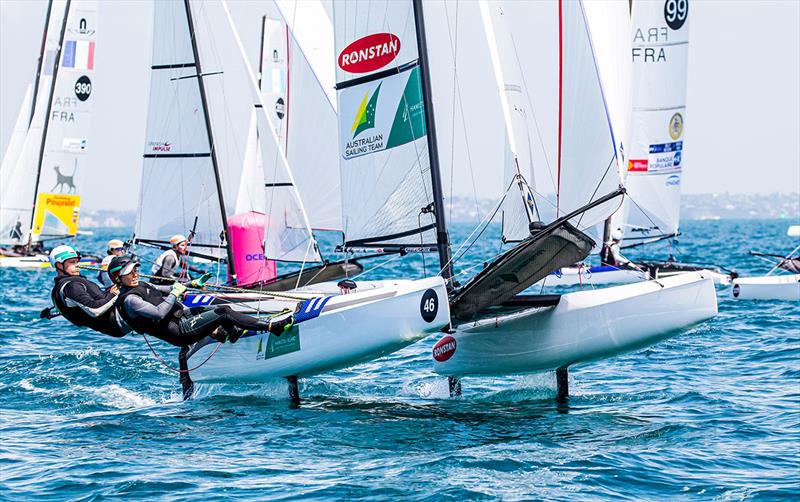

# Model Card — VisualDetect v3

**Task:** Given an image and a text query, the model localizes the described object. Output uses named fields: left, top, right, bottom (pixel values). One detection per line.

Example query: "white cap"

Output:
left=169, top=234, right=187, bottom=246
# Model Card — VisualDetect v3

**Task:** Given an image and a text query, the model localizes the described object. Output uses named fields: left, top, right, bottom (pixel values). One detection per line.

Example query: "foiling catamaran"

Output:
left=133, top=0, right=450, bottom=401
left=426, top=0, right=717, bottom=397
left=0, top=0, right=100, bottom=269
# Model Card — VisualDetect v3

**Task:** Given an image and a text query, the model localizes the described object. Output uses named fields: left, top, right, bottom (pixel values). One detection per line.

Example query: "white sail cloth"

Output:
left=616, top=0, right=689, bottom=243
left=332, top=0, right=437, bottom=248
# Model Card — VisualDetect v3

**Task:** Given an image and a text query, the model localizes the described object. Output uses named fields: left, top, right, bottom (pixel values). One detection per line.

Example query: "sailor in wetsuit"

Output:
left=110, top=255, right=292, bottom=347
left=601, top=229, right=631, bottom=267
left=151, top=234, right=204, bottom=284
left=48, top=245, right=129, bottom=337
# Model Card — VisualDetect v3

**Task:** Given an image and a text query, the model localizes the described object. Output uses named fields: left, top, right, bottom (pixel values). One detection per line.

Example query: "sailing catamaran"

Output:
left=0, top=0, right=100, bottom=269
left=136, top=0, right=450, bottom=400
left=429, top=0, right=717, bottom=396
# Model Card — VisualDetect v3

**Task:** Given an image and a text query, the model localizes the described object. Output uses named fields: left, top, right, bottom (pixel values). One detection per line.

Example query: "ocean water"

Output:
left=1, top=219, right=798, bottom=500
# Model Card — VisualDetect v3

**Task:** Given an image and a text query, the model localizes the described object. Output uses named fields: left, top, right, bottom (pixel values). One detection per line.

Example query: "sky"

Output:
left=1, top=0, right=798, bottom=212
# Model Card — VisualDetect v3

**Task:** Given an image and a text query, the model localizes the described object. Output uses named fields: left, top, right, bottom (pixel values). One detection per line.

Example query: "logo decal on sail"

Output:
left=338, top=33, right=400, bottom=73
left=352, top=84, right=381, bottom=138
left=666, top=174, right=681, bottom=186
left=340, top=66, right=426, bottom=160
left=628, top=159, right=649, bottom=172
left=668, top=113, right=683, bottom=140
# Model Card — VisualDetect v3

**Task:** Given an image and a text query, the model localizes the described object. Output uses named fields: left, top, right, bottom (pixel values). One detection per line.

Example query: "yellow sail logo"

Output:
left=32, top=193, right=80, bottom=238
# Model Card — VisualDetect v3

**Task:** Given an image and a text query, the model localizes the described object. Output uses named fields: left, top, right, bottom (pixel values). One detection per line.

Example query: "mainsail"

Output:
left=617, top=0, right=689, bottom=245
left=0, top=0, right=96, bottom=245
left=332, top=0, right=442, bottom=253
left=137, top=0, right=230, bottom=261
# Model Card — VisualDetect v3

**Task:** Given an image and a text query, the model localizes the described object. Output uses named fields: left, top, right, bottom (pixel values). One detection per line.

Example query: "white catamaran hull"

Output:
left=189, top=276, right=450, bottom=382
left=537, top=265, right=647, bottom=286
left=731, top=274, right=800, bottom=301
left=434, top=271, right=717, bottom=376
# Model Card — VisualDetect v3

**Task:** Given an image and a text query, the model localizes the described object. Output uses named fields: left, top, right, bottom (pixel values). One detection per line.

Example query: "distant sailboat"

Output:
left=732, top=226, right=800, bottom=301
left=0, top=0, right=100, bottom=269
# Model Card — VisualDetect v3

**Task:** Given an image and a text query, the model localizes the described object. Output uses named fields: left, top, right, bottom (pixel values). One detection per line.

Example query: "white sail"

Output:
left=333, top=0, right=438, bottom=249
left=137, top=0, right=228, bottom=258
left=556, top=0, right=625, bottom=232
left=234, top=109, right=264, bottom=215
left=619, top=0, right=689, bottom=244
left=479, top=0, right=538, bottom=243
left=0, top=85, right=33, bottom=245
left=220, top=0, right=322, bottom=264
left=259, top=11, right=342, bottom=232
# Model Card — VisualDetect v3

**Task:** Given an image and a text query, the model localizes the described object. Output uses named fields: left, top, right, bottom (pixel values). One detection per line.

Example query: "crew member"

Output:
left=601, top=229, right=631, bottom=267
left=48, top=245, right=129, bottom=337
left=111, top=255, right=292, bottom=347
left=97, top=239, right=126, bottom=287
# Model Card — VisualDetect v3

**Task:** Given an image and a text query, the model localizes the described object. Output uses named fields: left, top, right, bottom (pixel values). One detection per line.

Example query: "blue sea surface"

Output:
left=1, top=219, right=798, bottom=500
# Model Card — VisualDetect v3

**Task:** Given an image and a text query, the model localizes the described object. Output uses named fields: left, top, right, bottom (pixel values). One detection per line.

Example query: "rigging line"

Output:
left=443, top=0, right=461, bottom=226
left=352, top=252, right=405, bottom=281
left=624, top=189, right=661, bottom=235
left=445, top=178, right=515, bottom=273
left=574, top=155, right=616, bottom=229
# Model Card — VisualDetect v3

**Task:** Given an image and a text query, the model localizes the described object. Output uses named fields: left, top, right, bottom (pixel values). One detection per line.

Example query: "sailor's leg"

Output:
left=287, top=375, right=300, bottom=406
left=178, top=346, right=195, bottom=401
left=556, top=366, right=569, bottom=402
left=448, top=376, right=462, bottom=397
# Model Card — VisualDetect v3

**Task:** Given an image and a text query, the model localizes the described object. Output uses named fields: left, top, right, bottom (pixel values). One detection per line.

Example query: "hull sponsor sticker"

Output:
left=432, top=335, right=457, bottom=362
left=338, top=33, right=400, bottom=73
left=338, top=65, right=426, bottom=159
left=256, top=326, right=301, bottom=360
left=732, top=284, right=740, bottom=298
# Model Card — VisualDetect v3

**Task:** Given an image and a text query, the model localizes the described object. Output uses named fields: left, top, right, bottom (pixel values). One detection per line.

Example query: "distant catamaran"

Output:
left=0, top=0, right=99, bottom=269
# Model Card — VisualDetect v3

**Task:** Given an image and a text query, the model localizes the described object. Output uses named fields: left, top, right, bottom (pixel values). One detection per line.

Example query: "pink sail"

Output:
left=227, top=211, right=277, bottom=286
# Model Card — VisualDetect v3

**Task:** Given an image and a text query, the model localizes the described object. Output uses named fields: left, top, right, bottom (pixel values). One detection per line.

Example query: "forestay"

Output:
left=332, top=0, right=437, bottom=249
left=556, top=0, right=625, bottom=233
left=137, top=0, right=228, bottom=258
left=617, top=0, right=689, bottom=245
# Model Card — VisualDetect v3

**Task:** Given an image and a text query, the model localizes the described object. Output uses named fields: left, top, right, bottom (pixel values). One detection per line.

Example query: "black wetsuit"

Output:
left=51, top=275, right=129, bottom=337
left=117, top=282, right=277, bottom=346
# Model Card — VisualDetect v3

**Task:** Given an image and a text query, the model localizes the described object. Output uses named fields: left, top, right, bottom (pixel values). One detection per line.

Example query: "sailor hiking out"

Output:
left=97, top=239, right=126, bottom=288
left=151, top=234, right=204, bottom=284
left=110, top=255, right=293, bottom=347
left=48, top=245, right=130, bottom=338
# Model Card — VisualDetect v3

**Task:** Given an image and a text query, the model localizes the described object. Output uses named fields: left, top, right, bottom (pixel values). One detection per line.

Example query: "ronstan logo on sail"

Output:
left=338, top=33, right=401, bottom=73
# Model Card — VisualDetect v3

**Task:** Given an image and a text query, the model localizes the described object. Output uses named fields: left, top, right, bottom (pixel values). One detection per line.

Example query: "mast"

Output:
left=183, top=0, right=236, bottom=275
left=29, top=0, right=55, bottom=126
left=29, top=0, right=71, bottom=236
left=411, top=0, right=453, bottom=285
